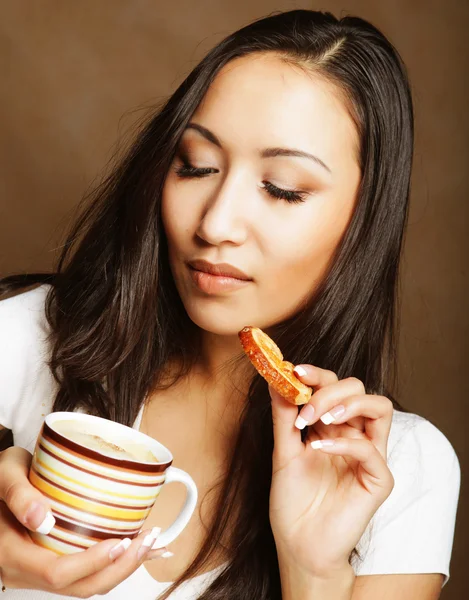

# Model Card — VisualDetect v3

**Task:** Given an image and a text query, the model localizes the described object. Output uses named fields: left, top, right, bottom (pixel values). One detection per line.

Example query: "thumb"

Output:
left=269, top=386, right=303, bottom=463
left=0, top=446, right=55, bottom=534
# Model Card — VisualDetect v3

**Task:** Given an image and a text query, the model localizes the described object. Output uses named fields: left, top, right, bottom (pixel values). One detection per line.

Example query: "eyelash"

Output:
left=174, top=163, right=307, bottom=204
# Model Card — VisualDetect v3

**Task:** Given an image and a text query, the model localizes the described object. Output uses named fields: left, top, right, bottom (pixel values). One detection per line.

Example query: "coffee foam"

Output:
left=52, top=420, right=158, bottom=463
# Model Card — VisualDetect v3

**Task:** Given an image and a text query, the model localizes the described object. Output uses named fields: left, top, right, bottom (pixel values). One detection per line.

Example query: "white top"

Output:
left=0, top=285, right=460, bottom=598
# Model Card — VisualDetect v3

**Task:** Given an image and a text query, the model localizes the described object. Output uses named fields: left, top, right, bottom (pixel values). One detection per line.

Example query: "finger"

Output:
left=0, top=502, right=119, bottom=590
left=310, top=437, right=394, bottom=495
left=293, top=364, right=338, bottom=389
left=2, top=537, right=124, bottom=591
left=25, top=528, right=156, bottom=593
left=0, top=495, right=157, bottom=592
left=3, top=523, right=123, bottom=590
left=294, top=377, right=366, bottom=431
left=64, top=527, right=162, bottom=596
left=314, top=395, right=393, bottom=458
left=0, top=446, right=55, bottom=534
left=269, top=386, right=303, bottom=463
left=145, top=547, right=172, bottom=560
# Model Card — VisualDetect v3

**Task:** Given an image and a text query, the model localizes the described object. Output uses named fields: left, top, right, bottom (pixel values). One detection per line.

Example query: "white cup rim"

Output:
left=44, top=411, right=173, bottom=466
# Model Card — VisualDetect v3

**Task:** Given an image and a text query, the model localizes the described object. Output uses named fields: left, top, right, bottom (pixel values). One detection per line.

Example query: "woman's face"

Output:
left=162, top=53, right=361, bottom=336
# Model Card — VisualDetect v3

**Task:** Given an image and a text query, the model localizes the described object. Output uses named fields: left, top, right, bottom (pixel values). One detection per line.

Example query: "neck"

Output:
left=198, top=331, right=245, bottom=377
left=186, top=329, right=252, bottom=413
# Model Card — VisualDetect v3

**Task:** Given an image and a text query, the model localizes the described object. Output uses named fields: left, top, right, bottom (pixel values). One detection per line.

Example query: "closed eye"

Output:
left=261, top=181, right=307, bottom=204
left=173, top=162, right=307, bottom=205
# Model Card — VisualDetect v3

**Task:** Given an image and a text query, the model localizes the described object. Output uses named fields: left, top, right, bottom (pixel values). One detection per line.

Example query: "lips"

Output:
left=188, top=259, right=252, bottom=281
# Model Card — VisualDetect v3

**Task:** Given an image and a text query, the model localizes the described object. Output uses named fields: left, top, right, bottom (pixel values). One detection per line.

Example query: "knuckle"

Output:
left=346, top=396, right=362, bottom=411
left=375, top=395, right=394, bottom=416
left=323, top=369, right=338, bottom=381
left=365, top=443, right=375, bottom=459
left=383, top=397, right=394, bottom=414
left=3, top=479, right=25, bottom=510
left=386, top=471, right=395, bottom=491
left=348, top=377, right=365, bottom=391
left=311, top=391, right=330, bottom=413
left=362, top=439, right=376, bottom=458
left=380, top=471, right=395, bottom=499
left=43, top=566, right=66, bottom=591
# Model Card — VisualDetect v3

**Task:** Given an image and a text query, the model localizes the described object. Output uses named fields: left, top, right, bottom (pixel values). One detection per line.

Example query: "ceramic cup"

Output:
left=28, top=411, right=197, bottom=554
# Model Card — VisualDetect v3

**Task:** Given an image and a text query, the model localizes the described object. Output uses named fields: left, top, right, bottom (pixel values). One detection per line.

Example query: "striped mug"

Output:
left=28, top=411, right=198, bottom=554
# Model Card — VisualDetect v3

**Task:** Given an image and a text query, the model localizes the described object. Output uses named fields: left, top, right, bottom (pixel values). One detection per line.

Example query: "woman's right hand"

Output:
left=0, top=446, right=167, bottom=596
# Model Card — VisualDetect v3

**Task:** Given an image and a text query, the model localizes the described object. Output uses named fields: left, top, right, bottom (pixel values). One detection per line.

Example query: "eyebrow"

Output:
left=185, top=123, right=332, bottom=175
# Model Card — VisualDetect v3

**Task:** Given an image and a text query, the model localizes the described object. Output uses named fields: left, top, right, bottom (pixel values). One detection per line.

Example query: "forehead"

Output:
left=191, top=53, right=360, bottom=169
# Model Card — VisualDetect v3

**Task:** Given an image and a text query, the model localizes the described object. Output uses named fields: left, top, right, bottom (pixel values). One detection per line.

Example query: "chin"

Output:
left=181, top=299, right=257, bottom=337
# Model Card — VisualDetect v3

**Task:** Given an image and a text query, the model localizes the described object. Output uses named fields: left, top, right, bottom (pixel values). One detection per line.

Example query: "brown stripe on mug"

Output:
left=38, top=444, right=165, bottom=487
left=43, top=422, right=172, bottom=474
left=53, top=515, right=140, bottom=541
left=37, top=487, right=146, bottom=522
left=31, top=466, right=156, bottom=511
left=52, top=508, right=142, bottom=534
left=45, top=531, right=91, bottom=551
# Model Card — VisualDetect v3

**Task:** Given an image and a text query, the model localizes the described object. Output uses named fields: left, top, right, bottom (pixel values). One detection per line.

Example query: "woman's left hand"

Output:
left=268, top=364, right=394, bottom=578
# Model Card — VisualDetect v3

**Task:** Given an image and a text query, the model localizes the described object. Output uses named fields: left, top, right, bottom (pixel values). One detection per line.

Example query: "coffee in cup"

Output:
left=52, top=419, right=159, bottom=463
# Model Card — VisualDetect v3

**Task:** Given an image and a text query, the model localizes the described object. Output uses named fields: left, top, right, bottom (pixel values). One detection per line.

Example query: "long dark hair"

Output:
left=1, top=10, right=413, bottom=599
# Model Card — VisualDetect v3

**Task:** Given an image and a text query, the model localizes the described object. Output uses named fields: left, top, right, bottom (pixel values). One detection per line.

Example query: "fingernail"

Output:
left=294, top=415, right=308, bottom=430
left=161, top=551, right=174, bottom=558
left=311, top=439, right=335, bottom=449
left=35, top=511, right=56, bottom=534
left=109, top=537, right=132, bottom=560
left=24, top=502, right=43, bottom=530
left=294, top=404, right=315, bottom=430
left=320, top=405, right=345, bottom=425
left=145, top=549, right=171, bottom=561
left=25, top=503, right=55, bottom=534
left=137, top=527, right=161, bottom=560
left=294, top=365, right=307, bottom=377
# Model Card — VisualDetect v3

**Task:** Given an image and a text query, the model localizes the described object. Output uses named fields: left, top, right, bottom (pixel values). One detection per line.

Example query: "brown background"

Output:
left=0, top=1, right=467, bottom=597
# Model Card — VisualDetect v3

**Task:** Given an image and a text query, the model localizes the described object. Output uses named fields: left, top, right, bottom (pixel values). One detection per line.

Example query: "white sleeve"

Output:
left=0, top=285, right=55, bottom=444
left=354, top=415, right=460, bottom=587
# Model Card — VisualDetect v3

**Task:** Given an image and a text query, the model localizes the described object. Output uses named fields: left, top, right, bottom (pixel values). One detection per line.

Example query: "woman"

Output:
left=0, top=9, right=460, bottom=600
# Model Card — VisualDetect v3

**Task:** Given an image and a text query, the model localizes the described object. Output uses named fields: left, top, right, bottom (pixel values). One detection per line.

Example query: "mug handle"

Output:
left=152, top=466, right=198, bottom=549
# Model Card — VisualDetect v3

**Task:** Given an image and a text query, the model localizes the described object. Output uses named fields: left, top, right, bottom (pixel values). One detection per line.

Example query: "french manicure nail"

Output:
left=294, top=365, right=307, bottom=377
left=109, top=537, right=132, bottom=560
left=161, top=551, right=174, bottom=558
left=294, top=404, right=315, bottom=430
left=294, top=415, right=308, bottom=430
left=311, top=439, right=335, bottom=449
left=25, top=502, right=56, bottom=535
left=138, top=527, right=162, bottom=560
left=35, top=510, right=56, bottom=534
left=145, top=549, right=170, bottom=561
left=25, top=502, right=49, bottom=531
left=320, top=405, right=345, bottom=425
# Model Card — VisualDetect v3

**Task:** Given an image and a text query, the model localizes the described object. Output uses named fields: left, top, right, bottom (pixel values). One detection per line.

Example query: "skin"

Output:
left=0, top=53, right=443, bottom=597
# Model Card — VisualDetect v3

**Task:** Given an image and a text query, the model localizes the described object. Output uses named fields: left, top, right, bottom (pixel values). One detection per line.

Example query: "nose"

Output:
left=195, top=171, right=250, bottom=247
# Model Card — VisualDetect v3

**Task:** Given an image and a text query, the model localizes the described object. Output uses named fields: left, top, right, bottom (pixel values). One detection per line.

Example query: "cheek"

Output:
left=261, top=203, right=353, bottom=305
left=161, top=184, right=193, bottom=253
left=264, top=239, right=331, bottom=301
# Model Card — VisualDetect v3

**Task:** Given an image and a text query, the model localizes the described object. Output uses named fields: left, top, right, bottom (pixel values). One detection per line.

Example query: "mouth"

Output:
left=187, top=260, right=252, bottom=294
left=188, top=259, right=252, bottom=281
